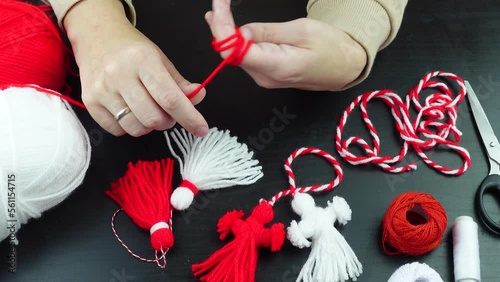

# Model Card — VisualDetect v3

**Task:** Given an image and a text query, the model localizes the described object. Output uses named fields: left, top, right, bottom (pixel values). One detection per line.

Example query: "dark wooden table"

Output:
left=2, top=0, right=500, bottom=281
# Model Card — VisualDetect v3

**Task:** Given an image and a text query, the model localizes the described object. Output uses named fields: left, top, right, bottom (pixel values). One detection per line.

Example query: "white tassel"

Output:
left=287, top=193, right=362, bottom=282
left=164, top=127, right=264, bottom=210
left=388, top=262, right=443, bottom=282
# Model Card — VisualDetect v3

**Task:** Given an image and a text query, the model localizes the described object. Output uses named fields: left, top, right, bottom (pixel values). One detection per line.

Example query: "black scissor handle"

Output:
left=476, top=174, right=500, bottom=235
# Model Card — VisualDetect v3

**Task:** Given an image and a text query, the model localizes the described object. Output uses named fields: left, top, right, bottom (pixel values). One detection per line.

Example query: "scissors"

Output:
left=465, top=80, right=500, bottom=235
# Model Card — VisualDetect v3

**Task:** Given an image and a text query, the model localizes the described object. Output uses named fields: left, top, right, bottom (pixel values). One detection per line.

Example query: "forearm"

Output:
left=62, top=0, right=133, bottom=67
left=307, top=0, right=408, bottom=88
left=45, top=0, right=136, bottom=30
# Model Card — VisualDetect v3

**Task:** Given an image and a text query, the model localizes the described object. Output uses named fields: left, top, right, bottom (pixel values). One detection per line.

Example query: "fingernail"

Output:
left=195, top=126, right=208, bottom=137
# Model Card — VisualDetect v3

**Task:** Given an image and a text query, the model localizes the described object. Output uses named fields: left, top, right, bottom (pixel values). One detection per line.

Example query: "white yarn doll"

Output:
left=287, top=192, right=363, bottom=282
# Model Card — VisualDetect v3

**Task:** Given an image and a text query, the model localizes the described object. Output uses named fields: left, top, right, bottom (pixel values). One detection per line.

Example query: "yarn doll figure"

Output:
left=287, top=193, right=362, bottom=282
left=192, top=202, right=285, bottom=282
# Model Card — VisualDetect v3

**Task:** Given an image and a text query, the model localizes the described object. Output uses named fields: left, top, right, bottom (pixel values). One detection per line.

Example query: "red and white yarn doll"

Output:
left=288, top=192, right=362, bottom=282
left=0, top=1, right=90, bottom=243
left=164, top=127, right=263, bottom=210
left=191, top=147, right=347, bottom=282
left=336, top=71, right=470, bottom=176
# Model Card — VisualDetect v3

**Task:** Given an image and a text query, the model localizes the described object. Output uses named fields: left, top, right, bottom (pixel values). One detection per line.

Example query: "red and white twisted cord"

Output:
left=110, top=209, right=172, bottom=268
left=264, top=147, right=343, bottom=206
left=336, top=71, right=470, bottom=175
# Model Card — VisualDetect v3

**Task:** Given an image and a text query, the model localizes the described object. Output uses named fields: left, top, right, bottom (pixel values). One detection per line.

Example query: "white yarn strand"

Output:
left=287, top=193, right=362, bottom=282
left=165, top=127, right=263, bottom=210
left=388, top=262, right=444, bottom=282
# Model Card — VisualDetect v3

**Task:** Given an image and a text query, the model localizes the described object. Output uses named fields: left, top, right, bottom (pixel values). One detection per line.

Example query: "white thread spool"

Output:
left=452, top=216, right=481, bottom=282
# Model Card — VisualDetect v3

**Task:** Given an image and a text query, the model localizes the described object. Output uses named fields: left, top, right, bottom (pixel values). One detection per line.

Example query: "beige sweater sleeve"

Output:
left=45, top=0, right=137, bottom=30
left=307, top=0, right=408, bottom=88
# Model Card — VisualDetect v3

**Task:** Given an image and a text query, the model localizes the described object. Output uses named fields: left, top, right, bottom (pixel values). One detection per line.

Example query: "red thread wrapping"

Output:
left=187, top=28, right=252, bottom=100
left=336, top=71, right=470, bottom=175
left=179, top=179, right=199, bottom=196
left=382, top=191, right=447, bottom=256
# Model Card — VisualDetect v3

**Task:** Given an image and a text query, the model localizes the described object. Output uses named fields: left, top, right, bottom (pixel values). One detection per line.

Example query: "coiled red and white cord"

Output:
left=336, top=71, right=470, bottom=175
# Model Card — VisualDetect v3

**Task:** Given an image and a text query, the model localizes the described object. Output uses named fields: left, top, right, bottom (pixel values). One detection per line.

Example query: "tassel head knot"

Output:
left=291, top=192, right=316, bottom=216
left=171, top=180, right=198, bottom=210
left=250, top=201, right=275, bottom=224
left=150, top=223, right=174, bottom=251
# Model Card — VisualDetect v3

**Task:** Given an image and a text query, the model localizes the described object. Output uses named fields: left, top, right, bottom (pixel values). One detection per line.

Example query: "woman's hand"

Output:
left=206, top=0, right=367, bottom=91
left=64, top=0, right=208, bottom=137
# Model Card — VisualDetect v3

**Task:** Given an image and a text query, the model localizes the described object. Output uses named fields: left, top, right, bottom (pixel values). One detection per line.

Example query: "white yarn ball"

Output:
left=0, top=86, right=91, bottom=243
left=388, top=262, right=444, bottom=282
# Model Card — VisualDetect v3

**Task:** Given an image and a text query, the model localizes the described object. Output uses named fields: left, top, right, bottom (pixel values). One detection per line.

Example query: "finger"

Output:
left=205, top=11, right=213, bottom=26
left=237, top=21, right=311, bottom=73
left=158, top=50, right=206, bottom=105
left=209, top=0, right=236, bottom=58
left=99, top=91, right=152, bottom=137
left=139, top=56, right=209, bottom=137
left=120, top=78, right=176, bottom=131
left=241, top=19, right=310, bottom=46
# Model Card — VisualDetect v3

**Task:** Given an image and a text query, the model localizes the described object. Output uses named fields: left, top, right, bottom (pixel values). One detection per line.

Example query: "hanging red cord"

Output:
left=187, top=27, right=252, bottom=100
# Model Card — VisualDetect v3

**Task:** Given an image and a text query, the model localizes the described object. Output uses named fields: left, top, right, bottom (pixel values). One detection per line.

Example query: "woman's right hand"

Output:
left=64, top=0, right=208, bottom=137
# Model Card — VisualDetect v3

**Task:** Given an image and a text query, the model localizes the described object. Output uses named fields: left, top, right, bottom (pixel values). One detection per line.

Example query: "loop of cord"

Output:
left=263, top=147, right=344, bottom=206
left=110, top=209, right=169, bottom=268
left=336, top=71, right=470, bottom=175
left=187, top=28, right=252, bottom=100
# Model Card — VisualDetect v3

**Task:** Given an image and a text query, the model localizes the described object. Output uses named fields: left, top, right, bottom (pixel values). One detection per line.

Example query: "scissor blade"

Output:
left=465, top=80, right=500, bottom=171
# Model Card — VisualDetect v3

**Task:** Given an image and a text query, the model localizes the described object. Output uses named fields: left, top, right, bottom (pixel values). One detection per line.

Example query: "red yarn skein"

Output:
left=382, top=191, right=447, bottom=256
left=0, top=0, right=69, bottom=92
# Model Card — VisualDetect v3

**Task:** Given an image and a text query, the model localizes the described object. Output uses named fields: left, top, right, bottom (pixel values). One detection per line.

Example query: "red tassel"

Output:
left=106, top=158, right=175, bottom=266
left=192, top=202, right=285, bottom=282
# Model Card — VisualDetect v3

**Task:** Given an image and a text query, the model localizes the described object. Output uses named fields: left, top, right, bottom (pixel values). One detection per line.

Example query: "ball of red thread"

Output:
left=382, top=191, right=447, bottom=256
left=0, top=0, right=68, bottom=92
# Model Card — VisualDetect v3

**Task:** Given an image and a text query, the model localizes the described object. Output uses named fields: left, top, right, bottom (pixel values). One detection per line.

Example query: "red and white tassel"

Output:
left=288, top=193, right=362, bottom=282
left=164, top=127, right=263, bottom=210
left=105, top=158, right=175, bottom=268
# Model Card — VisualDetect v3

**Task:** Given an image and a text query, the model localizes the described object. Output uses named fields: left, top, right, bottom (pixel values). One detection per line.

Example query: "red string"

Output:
left=187, top=28, right=252, bottom=100
left=336, top=71, right=470, bottom=175
left=0, top=84, right=86, bottom=109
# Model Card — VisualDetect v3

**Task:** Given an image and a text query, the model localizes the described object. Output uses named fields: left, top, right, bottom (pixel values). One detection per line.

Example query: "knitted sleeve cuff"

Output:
left=47, top=0, right=137, bottom=31
left=306, top=0, right=407, bottom=89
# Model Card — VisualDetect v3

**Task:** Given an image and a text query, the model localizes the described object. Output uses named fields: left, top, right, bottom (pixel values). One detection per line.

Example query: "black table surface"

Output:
left=2, top=0, right=500, bottom=281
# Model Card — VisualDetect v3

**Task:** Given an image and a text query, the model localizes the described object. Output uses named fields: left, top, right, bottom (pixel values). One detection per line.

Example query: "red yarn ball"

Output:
left=0, top=0, right=68, bottom=92
left=382, top=191, right=447, bottom=256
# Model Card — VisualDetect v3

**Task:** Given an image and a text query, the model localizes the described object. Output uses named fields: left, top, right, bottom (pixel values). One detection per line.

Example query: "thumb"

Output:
left=241, top=19, right=310, bottom=46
